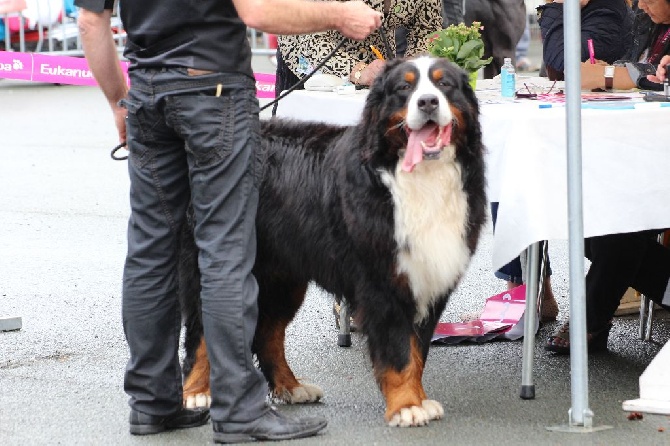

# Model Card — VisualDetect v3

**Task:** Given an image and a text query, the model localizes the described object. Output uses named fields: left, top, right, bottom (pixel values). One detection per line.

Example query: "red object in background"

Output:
left=265, top=33, right=277, bottom=50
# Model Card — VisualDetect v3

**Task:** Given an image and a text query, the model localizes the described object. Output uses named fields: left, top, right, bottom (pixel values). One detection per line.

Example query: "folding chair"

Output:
left=639, top=229, right=670, bottom=342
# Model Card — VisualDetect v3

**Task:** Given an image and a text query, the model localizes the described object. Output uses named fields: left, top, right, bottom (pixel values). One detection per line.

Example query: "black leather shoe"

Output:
left=212, top=407, right=327, bottom=443
left=129, top=407, right=210, bottom=435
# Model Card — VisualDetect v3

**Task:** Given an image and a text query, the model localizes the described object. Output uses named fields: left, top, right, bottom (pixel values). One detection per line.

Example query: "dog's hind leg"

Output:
left=254, top=281, right=324, bottom=404
left=177, top=214, right=211, bottom=409
left=183, top=336, right=211, bottom=408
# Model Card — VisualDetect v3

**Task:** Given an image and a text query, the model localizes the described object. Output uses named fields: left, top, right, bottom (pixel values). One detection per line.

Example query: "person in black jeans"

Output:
left=76, top=0, right=381, bottom=443
left=546, top=230, right=670, bottom=354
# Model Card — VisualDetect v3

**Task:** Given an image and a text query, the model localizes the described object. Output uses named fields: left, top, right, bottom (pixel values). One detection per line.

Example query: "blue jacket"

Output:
left=538, top=0, right=633, bottom=76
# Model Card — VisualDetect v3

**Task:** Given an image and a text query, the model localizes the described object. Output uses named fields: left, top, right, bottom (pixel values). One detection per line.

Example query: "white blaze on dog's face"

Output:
left=402, top=57, right=455, bottom=173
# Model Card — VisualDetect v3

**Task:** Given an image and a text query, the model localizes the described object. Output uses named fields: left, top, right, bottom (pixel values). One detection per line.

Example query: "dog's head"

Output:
left=360, top=57, right=481, bottom=173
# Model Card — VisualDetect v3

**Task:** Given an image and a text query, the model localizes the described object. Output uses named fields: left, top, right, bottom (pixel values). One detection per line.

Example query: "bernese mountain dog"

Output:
left=179, top=56, right=487, bottom=427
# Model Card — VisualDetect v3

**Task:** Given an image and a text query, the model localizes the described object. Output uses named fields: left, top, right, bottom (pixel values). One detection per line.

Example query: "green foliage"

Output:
left=427, top=22, right=493, bottom=73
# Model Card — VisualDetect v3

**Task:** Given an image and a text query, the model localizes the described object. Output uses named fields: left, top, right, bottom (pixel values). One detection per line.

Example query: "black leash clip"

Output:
left=111, top=142, right=128, bottom=161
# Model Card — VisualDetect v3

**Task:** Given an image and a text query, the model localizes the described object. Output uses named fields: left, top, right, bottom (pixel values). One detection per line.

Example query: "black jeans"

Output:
left=585, top=230, right=670, bottom=332
left=120, top=68, right=269, bottom=423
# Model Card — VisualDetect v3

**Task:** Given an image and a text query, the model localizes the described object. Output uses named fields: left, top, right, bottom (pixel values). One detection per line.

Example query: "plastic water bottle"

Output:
left=501, top=57, right=516, bottom=99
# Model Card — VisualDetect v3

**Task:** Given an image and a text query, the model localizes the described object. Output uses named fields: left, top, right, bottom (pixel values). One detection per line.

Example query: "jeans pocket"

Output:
left=119, top=98, right=150, bottom=169
left=170, top=95, right=235, bottom=168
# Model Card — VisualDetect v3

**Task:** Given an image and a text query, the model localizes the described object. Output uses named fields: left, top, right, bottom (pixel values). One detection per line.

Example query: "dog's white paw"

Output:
left=184, top=393, right=211, bottom=409
left=286, top=382, right=324, bottom=403
left=387, top=405, right=430, bottom=427
left=422, top=399, right=444, bottom=420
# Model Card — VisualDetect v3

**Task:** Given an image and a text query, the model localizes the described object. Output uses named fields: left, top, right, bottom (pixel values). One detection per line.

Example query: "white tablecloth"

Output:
left=274, top=89, right=670, bottom=270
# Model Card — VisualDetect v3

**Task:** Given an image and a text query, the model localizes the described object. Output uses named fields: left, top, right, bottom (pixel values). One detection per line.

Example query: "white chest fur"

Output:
left=380, top=151, right=470, bottom=322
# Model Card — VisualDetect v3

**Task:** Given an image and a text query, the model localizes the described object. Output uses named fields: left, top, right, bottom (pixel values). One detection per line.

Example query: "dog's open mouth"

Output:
left=401, top=122, right=452, bottom=173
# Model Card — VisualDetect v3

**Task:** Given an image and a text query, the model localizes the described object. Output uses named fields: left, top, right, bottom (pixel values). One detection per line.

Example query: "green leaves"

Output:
left=427, top=22, right=492, bottom=73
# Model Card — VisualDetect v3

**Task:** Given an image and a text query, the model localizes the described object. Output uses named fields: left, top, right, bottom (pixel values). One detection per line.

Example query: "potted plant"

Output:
left=426, top=22, right=492, bottom=90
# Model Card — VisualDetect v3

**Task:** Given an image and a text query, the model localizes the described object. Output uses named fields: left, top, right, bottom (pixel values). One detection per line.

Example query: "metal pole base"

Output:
left=546, top=425, right=612, bottom=433
left=546, top=408, right=612, bottom=433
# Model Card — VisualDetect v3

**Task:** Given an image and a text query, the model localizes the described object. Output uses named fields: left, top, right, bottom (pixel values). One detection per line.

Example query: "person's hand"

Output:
left=357, top=59, right=385, bottom=86
left=648, top=55, right=670, bottom=83
left=111, top=102, right=127, bottom=144
left=336, top=1, right=383, bottom=40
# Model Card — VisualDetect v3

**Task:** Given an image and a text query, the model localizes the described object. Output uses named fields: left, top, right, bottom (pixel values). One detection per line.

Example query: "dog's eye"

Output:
left=397, top=83, right=411, bottom=91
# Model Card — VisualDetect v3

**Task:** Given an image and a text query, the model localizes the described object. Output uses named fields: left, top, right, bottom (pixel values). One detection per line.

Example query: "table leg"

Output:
left=520, top=242, right=540, bottom=399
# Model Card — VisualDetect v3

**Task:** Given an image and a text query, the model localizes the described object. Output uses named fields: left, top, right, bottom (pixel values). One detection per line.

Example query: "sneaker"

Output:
left=129, top=407, right=210, bottom=435
left=212, top=407, right=327, bottom=443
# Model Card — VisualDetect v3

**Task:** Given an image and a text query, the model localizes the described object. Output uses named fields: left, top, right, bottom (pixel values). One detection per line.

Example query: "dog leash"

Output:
left=110, top=39, right=347, bottom=161
left=111, top=23, right=392, bottom=160
left=260, top=37, right=347, bottom=113
left=111, top=141, right=128, bottom=161
left=264, top=18, right=393, bottom=114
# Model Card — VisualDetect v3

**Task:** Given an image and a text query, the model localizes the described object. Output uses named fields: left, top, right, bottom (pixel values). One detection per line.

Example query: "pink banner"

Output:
left=0, top=51, right=33, bottom=81
left=254, top=72, right=276, bottom=99
left=31, top=53, right=104, bottom=86
left=0, top=51, right=276, bottom=98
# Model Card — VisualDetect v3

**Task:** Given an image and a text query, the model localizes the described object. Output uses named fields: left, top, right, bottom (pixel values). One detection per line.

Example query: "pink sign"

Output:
left=31, top=53, right=108, bottom=86
left=0, top=51, right=276, bottom=98
left=254, top=72, right=276, bottom=99
left=0, top=51, right=33, bottom=81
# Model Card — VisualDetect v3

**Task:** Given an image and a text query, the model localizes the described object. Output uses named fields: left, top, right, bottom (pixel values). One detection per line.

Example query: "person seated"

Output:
left=486, top=0, right=633, bottom=326
left=543, top=2, right=670, bottom=354
left=580, top=0, right=670, bottom=91
left=274, top=0, right=442, bottom=92
left=537, top=0, right=634, bottom=80
left=546, top=231, right=670, bottom=353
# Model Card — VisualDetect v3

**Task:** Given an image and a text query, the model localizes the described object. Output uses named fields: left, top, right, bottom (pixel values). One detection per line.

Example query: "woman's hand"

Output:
left=351, top=59, right=386, bottom=86
left=649, top=55, right=670, bottom=83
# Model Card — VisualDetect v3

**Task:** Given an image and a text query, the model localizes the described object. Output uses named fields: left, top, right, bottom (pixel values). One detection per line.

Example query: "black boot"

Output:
left=129, top=407, right=210, bottom=435
left=212, top=407, right=327, bottom=443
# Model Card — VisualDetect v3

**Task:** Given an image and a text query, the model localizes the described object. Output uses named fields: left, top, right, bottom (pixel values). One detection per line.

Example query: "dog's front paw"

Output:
left=184, top=392, right=211, bottom=409
left=387, top=405, right=431, bottom=427
left=386, top=400, right=443, bottom=427
left=274, top=382, right=324, bottom=403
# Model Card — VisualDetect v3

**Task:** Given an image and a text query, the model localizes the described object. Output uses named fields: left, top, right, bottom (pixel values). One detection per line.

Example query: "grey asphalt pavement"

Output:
left=1, top=54, right=670, bottom=445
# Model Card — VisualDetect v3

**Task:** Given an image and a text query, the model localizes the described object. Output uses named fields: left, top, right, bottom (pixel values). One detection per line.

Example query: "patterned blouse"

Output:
left=277, top=0, right=443, bottom=78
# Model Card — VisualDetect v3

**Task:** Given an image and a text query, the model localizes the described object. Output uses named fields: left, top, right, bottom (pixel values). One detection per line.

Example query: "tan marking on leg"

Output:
left=256, top=318, right=302, bottom=400
left=377, top=336, right=427, bottom=422
left=183, top=337, right=210, bottom=401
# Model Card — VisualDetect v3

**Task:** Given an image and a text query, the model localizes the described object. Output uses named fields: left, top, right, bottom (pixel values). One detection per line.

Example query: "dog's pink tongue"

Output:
left=402, top=123, right=439, bottom=173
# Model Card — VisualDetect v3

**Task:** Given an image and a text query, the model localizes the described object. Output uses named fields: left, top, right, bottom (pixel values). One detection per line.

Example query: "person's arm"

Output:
left=538, top=2, right=567, bottom=73
left=580, top=0, right=630, bottom=65
left=233, top=0, right=382, bottom=40
left=77, top=8, right=128, bottom=143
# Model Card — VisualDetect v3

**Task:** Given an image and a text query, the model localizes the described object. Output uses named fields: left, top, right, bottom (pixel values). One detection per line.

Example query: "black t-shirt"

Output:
left=74, top=0, right=253, bottom=77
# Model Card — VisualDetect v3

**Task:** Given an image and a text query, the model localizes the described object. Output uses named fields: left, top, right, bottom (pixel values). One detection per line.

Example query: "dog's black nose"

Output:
left=417, top=94, right=439, bottom=114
